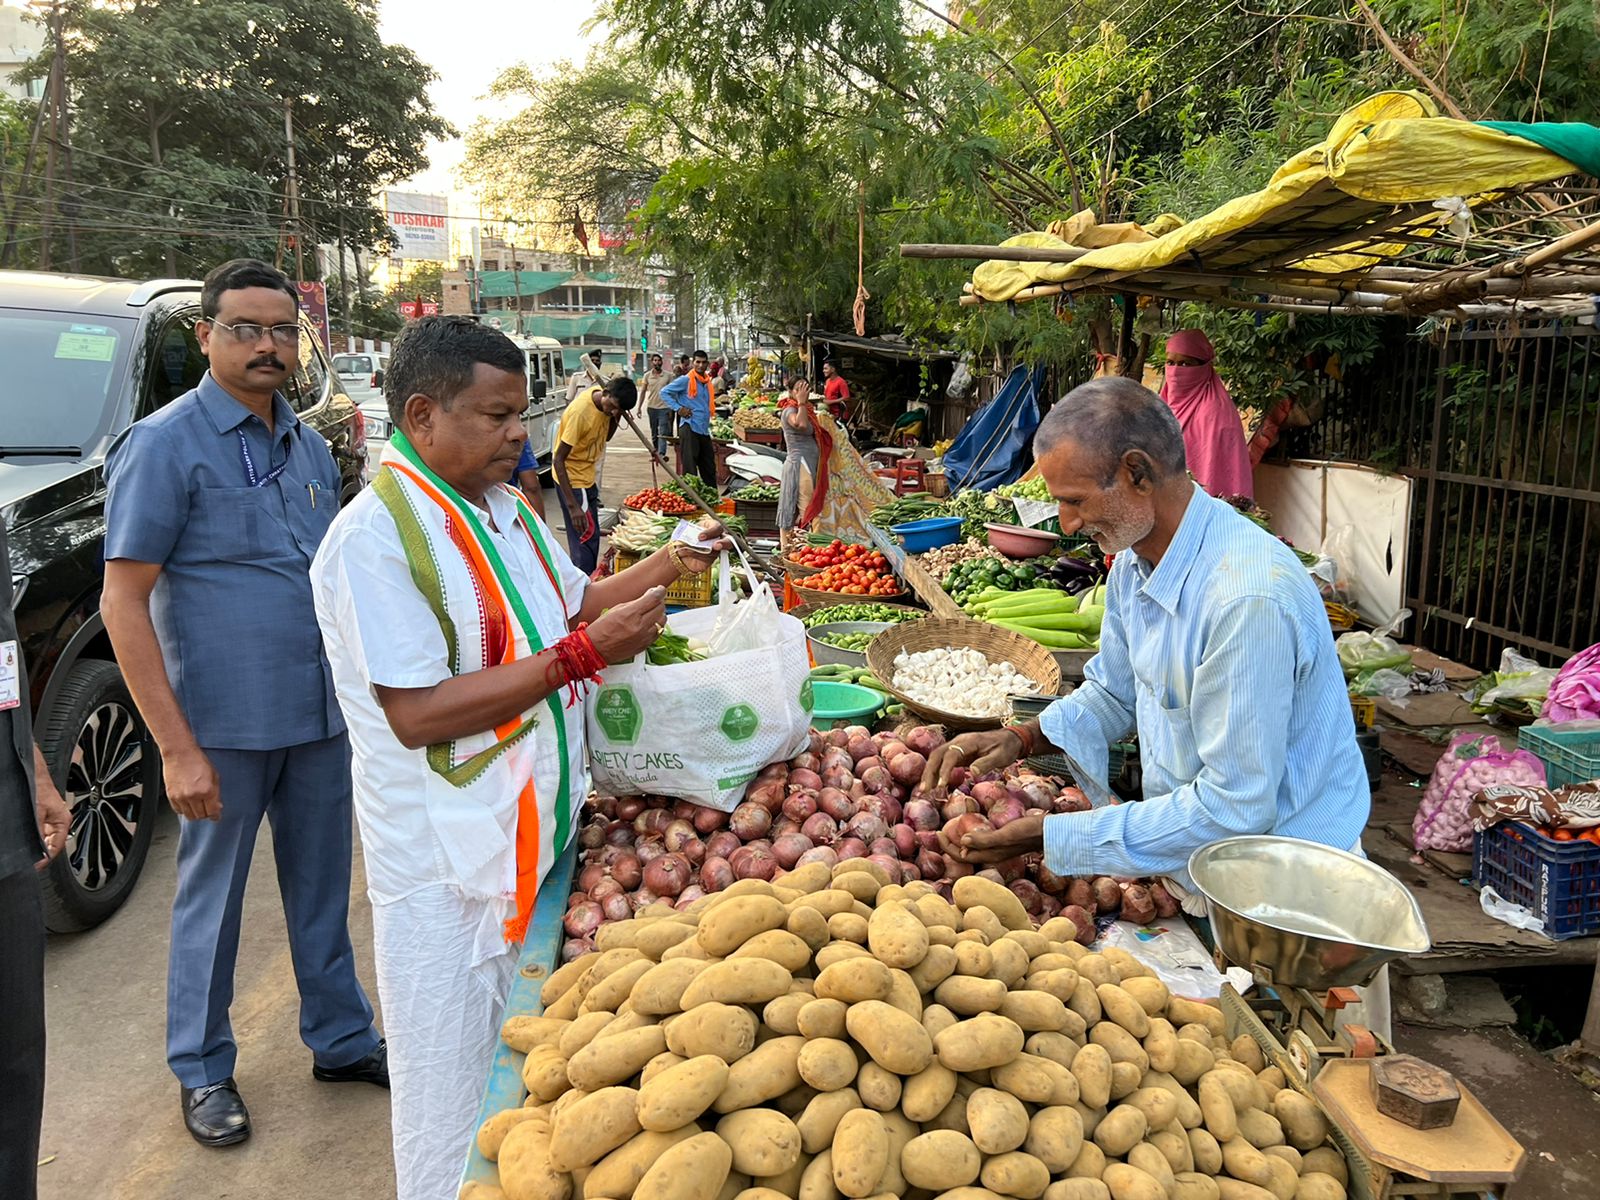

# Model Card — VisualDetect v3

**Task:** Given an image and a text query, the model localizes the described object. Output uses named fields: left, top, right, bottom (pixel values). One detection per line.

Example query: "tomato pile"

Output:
left=624, top=487, right=698, bottom=515
left=791, top=540, right=887, bottom=571
left=800, top=561, right=901, bottom=596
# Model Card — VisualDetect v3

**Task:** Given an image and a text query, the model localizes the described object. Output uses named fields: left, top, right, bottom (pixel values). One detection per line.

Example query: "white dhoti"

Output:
left=311, top=444, right=594, bottom=1200
left=373, top=886, right=518, bottom=1200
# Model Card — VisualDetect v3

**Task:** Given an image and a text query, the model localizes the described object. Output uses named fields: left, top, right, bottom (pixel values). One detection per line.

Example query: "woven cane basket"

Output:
left=865, top=618, right=1062, bottom=730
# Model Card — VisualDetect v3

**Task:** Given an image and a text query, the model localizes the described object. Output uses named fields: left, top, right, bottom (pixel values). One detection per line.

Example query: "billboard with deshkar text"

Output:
left=385, top=191, right=450, bottom=261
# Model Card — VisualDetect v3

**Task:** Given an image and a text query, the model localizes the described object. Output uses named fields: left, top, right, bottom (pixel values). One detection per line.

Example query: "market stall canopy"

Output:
left=905, top=92, right=1600, bottom=321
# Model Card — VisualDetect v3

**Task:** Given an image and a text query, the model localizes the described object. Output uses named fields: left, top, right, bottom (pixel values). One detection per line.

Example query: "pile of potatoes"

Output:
left=466, top=860, right=1352, bottom=1200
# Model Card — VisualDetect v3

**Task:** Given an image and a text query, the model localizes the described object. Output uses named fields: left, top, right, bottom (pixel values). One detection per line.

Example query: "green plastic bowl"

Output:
left=811, top=680, right=886, bottom=723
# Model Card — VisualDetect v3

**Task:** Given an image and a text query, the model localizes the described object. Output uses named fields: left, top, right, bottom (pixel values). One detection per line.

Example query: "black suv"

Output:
left=2, top=271, right=366, bottom=931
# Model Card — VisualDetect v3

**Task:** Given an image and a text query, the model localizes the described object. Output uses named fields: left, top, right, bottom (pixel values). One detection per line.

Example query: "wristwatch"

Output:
left=666, top=542, right=696, bottom=579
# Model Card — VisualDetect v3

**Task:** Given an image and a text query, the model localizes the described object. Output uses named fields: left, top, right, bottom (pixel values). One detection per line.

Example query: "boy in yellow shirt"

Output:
left=553, top=376, right=637, bottom=572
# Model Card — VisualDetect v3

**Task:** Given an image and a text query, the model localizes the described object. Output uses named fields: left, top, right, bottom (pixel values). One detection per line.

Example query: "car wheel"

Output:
left=36, top=659, right=161, bottom=932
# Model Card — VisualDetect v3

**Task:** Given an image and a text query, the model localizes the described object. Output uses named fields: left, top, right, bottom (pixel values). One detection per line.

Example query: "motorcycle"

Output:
left=724, top=438, right=784, bottom=487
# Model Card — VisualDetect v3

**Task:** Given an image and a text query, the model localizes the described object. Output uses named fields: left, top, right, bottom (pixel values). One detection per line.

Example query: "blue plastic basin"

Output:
left=891, top=516, right=963, bottom=553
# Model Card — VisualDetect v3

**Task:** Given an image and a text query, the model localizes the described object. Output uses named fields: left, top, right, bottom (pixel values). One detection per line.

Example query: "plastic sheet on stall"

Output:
left=1480, top=886, right=1545, bottom=935
left=1099, top=918, right=1254, bottom=1001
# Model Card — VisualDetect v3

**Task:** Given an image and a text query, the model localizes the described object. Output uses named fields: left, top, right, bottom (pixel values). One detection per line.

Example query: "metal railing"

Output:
left=1282, top=321, right=1600, bottom=669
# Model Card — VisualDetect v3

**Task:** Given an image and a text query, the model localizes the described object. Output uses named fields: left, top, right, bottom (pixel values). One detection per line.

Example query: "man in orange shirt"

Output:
left=822, top=358, right=851, bottom=422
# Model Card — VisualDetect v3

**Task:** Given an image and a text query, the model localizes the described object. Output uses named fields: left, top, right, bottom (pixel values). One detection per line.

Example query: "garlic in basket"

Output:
left=891, top=647, right=1039, bottom=719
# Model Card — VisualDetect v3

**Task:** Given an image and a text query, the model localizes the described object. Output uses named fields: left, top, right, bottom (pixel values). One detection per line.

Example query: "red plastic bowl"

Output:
left=984, top=522, right=1061, bottom=558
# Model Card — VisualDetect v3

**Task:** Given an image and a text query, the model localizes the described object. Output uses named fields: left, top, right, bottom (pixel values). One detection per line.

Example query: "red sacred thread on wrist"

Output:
left=552, top=625, right=607, bottom=707
left=1005, top=723, right=1037, bottom=758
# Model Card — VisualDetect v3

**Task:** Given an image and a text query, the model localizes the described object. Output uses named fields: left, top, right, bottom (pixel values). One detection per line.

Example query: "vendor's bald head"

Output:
left=1034, top=376, right=1189, bottom=556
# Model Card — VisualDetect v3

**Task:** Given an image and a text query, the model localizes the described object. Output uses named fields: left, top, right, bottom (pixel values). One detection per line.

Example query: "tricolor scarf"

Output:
left=371, top=431, right=579, bottom=943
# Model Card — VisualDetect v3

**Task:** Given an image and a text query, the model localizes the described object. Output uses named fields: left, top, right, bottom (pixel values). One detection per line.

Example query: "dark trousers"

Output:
left=648, top=409, right=675, bottom=459
left=0, top=868, right=44, bottom=1200
left=557, top=483, right=602, bottom=574
left=681, top=429, right=717, bottom=488
left=167, top=735, right=378, bottom=1087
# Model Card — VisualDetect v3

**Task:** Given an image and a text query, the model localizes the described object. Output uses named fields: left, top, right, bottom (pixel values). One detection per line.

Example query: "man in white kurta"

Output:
left=309, top=316, right=717, bottom=1200
left=313, top=443, right=590, bottom=1200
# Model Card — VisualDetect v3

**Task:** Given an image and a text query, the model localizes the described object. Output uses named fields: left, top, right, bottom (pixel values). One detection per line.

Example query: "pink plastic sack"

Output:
left=1413, top=732, right=1547, bottom=852
left=1541, top=643, right=1600, bottom=723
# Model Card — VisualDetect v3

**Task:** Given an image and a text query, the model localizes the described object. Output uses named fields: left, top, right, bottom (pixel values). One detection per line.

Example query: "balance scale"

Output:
left=1190, top=836, right=1527, bottom=1200
left=1216, top=965, right=1527, bottom=1199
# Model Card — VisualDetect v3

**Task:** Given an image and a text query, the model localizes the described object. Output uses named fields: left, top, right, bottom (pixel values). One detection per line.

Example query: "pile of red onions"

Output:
left=563, top=724, right=1178, bottom=961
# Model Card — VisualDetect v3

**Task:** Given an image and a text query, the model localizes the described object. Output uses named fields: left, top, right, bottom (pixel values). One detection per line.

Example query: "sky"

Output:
left=376, top=0, right=603, bottom=198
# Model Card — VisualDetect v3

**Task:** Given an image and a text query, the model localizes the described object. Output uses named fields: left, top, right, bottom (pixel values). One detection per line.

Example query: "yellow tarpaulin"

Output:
left=972, top=92, right=1588, bottom=302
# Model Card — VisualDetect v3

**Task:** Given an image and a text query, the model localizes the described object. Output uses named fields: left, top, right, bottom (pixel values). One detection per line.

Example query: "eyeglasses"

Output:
left=207, top=320, right=302, bottom=347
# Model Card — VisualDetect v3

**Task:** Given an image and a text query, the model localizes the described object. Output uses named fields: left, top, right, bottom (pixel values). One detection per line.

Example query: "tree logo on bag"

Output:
left=595, top=686, right=643, bottom=743
left=799, top=677, right=814, bottom=714
left=720, top=703, right=760, bottom=742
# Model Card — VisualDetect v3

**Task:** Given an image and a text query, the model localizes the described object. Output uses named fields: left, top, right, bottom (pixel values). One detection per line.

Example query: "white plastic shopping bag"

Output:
left=586, top=550, right=814, bottom=810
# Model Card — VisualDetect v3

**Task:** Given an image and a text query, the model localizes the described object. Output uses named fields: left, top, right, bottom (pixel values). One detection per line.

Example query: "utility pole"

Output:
left=279, top=96, right=304, bottom=280
left=335, top=163, right=350, bottom=344
left=509, top=231, right=525, bottom=335
left=53, top=2, right=78, bottom=271
left=37, top=0, right=68, bottom=270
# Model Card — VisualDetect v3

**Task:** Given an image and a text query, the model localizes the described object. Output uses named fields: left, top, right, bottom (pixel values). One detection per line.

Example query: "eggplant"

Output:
left=1055, top=555, right=1103, bottom=580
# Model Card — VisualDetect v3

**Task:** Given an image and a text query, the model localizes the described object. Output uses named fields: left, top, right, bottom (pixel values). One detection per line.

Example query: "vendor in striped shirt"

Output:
left=925, top=377, right=1378, bottom=1013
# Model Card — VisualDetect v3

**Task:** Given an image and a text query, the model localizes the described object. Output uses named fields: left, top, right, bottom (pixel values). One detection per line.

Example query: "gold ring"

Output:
left=655, top=622, right=666, bottom=635
left=949, top=745, right=966, bottom=758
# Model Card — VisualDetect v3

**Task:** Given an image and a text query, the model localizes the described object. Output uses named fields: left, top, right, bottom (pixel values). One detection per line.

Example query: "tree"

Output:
left=3, top=0, right=451, bottom=278
left=462, top=0, right=1600, bottom=375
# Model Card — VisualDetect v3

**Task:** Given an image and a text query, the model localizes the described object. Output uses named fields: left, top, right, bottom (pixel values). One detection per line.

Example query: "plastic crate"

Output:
left=1473, top=821, right=1600, bottom=940
left=612, top=548, right=715, bottom=608
left=734, top=497, right=780, bottom=535
left=1518, top=723, right=1600, bottom=789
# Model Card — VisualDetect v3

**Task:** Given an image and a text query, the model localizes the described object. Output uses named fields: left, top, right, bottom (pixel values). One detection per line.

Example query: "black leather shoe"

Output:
left=312, top=1038, right=389, bottom=1088
left=181, top=1078, right=251, bottom=1147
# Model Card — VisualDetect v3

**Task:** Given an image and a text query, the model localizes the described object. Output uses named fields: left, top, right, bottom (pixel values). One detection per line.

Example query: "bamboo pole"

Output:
left=900, top=242, right=1089, bottom=263
left=1387, top=219, right=1600, bottom=311
left=616, top=410, right=775, bottom=576
left=957, top=265, right=1600, bottom=310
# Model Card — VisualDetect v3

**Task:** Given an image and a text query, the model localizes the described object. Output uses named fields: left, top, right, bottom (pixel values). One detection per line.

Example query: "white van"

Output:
left=333, top=350, right=391, bottom=472
left=512, top=335, right=568, bottom=475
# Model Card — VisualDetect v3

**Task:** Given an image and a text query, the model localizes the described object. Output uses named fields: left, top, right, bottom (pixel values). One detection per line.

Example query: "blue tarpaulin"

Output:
left=941, top=364, right=1043, bottom=492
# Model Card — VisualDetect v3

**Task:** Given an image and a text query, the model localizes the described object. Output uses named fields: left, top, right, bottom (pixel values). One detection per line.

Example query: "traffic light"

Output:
left=603, top=305, right=622, bottom=315
left=640, top=319, right=649, bottom=352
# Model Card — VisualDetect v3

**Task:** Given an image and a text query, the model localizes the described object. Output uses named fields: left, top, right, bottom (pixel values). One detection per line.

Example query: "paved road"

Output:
left=36, top=434, right=667, bottom=1198
left=39, top=810, right=394, bottom=1199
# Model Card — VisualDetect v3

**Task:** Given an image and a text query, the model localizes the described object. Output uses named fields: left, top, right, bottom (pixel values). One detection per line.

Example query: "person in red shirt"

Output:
left=821, top=358, right=850, bottom=422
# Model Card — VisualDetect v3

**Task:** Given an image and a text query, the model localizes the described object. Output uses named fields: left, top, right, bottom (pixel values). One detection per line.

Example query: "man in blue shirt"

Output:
left=512, top=439, right=546, bottom=521
left=926, top=376, right=1369, bottom=883
left=660, top=348, right=717, bottom=486
left=101, top=260, right=384, bottom=1149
